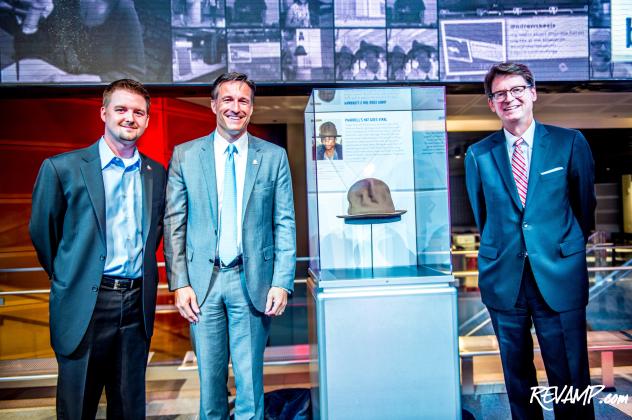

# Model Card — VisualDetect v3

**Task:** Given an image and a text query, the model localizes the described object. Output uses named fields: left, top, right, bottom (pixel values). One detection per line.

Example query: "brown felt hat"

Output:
left=337, top=178, right=407, bottom=219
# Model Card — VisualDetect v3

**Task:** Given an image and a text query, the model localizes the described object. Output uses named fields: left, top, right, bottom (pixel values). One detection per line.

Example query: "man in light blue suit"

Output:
left=465, top=63, right=596, bottom=420
left=163, top=72, right=296, bottom=419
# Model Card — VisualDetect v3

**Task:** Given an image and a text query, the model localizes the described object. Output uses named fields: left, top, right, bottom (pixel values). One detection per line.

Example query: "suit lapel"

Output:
left=200, top=133, right=218, bottom=228
left=80, top=142, right=107, bottom=247
left=524, top=123, right=551, bottom=208
left=490, top=130, right=523, bottom=210
left=140, top=155, right=153, bottom=244
left=242, top=134, right=263, bottom=221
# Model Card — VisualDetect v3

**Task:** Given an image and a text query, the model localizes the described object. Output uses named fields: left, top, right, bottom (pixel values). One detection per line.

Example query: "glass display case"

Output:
left=305, top=86, right=451, bottom=275
left=304, top=87, right=461, bottom=419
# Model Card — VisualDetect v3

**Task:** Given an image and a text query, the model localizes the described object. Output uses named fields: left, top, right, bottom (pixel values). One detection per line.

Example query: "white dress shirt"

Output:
left=214, top=131, right=249, bottom=254
left=504, top=119, right=535, bottom=181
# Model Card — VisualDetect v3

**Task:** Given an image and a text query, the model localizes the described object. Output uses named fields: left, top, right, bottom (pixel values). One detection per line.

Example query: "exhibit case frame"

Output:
left=304, top=86, right=461, bottom=419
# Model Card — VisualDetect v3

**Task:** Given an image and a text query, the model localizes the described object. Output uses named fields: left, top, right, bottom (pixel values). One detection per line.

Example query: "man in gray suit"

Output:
left=29, top=79, right=166, bottom=419
left=164, top=72, right=296, bottom=419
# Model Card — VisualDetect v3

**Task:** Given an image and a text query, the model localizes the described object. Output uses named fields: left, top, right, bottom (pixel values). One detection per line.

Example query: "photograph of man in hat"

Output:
left=354, top=40, right=386, bottom=80
left=316, top=121, right=343, bottom=160
left=406, top=40, right=438, bottom=80
left=388, top=45, right=407, bottom=80
left=336, top=45, right=356, bottom=80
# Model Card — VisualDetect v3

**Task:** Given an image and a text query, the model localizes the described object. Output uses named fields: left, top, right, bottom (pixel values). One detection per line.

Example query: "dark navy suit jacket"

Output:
left=465, top=122, right=596, bottom=312
left=29, top=142, right=166, bottom=356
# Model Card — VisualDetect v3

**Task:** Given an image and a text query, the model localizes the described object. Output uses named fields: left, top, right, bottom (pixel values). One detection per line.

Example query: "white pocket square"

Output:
left=540, top=167, right=564, bottom=175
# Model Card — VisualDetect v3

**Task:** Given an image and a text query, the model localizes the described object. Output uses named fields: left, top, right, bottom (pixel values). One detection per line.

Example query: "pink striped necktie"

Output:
left=511, top=138, right=528, bottom=207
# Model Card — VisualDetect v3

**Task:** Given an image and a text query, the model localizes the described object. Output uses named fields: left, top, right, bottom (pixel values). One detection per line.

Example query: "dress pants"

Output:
left=488, top=260, right=594, bottom=420
left=191, top=265, right=270, bottom=420
left=55, top=282, right=149, bottom=420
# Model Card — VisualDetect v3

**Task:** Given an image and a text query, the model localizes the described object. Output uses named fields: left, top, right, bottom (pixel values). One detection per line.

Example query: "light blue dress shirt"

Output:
left=99, top=138, right=143, bottom=278
left=214, top=132, right=248, bottom=254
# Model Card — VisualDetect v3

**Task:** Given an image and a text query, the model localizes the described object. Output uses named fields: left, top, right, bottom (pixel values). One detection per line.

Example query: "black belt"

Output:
left=101, top=275, right=142, bottom=290
left=213, top=255, right=243, bottom=269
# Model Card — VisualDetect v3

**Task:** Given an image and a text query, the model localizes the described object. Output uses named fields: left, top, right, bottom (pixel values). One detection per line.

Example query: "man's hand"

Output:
left=175, top=286, right=200, bottom=323
left=264, top=287, right=288, bottom=317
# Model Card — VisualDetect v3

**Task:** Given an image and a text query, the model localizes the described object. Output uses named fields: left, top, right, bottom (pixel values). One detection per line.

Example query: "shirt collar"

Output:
left=504, top=119, right=536, bottom=149
left=214, top=131, right=248, bottom=156
left=99, top=137, right=140, bottom=170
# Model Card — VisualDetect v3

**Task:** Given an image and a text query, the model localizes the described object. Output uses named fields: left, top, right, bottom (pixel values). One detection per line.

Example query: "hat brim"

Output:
left=337, top=210, right=407, bottom=219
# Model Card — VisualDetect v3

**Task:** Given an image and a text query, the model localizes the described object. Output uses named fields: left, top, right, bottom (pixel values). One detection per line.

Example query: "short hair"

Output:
left=211, top=72, right=256, bottom=101
left=102, top=79, right=151, bottom=113
left=484, top=62, right=535, bottom=97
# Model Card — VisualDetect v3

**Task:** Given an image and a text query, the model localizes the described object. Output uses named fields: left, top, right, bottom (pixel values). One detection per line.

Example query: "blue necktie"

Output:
left=219, top=144, right=238, bottom=265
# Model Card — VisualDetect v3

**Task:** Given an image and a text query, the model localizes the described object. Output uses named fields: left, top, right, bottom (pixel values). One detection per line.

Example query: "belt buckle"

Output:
left=217, top=258, right=233, bottom=270
left=113, top=279, right=123, bottom=290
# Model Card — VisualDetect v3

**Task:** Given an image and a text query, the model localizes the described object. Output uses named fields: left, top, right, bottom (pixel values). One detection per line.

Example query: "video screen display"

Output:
left=0, top=0, right=629, bottom=84
left=438, top=1, right=590, bottom=81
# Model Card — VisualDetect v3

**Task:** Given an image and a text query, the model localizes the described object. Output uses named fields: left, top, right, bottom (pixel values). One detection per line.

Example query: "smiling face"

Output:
left=211, top=80, right=254, bottom=141
left=487, top=74, right=537, bottom=133
left=100, top=88, right=149, bottom=151
left=321, top=136, right=336, bottom=151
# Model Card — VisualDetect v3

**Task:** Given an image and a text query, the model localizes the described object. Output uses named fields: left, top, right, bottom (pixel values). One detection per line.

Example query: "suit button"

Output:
left=91, top=286, right=98, bottom=292
left=522, top=223, right=529, bottom=228
left=99, top=255, right=105, bottom=261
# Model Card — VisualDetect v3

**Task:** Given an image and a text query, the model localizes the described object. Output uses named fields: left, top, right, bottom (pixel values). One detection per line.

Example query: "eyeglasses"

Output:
left=488, top=85, right=533, bottom=102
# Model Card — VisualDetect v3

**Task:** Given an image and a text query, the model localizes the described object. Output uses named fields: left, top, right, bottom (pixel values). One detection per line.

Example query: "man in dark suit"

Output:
left=29, top=79, right=166, bottom=419
left=164, top=72, right=296, bottom=419
left=465, top=62, right=596, bottom=419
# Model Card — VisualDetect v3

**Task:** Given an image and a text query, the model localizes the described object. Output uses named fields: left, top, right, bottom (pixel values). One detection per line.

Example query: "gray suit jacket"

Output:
left=465, top=122, right=596, bottom=312
left=29, top=141, right=167, bottom=356
left=163, top=133, right=296, bottom=312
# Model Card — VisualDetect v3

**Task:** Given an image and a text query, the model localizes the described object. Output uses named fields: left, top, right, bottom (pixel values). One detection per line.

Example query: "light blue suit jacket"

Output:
left=163, top=133, right=296, bottom=312
left=465, top=122, right=596, bottom=312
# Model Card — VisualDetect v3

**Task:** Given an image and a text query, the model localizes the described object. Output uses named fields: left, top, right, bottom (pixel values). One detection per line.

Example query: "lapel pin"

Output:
left=146, top=165, right=152, bottom=170
left=252, top=159, right=258, bottom=165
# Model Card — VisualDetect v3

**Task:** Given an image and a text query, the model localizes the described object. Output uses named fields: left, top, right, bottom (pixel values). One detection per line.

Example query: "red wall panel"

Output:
left=0, top=96, right=217, bottom=265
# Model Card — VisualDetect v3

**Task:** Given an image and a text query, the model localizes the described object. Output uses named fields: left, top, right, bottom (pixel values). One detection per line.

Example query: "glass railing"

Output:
left=454, top=232, right=632, bottom=337
left=1, top=241, right=631, bottom=381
